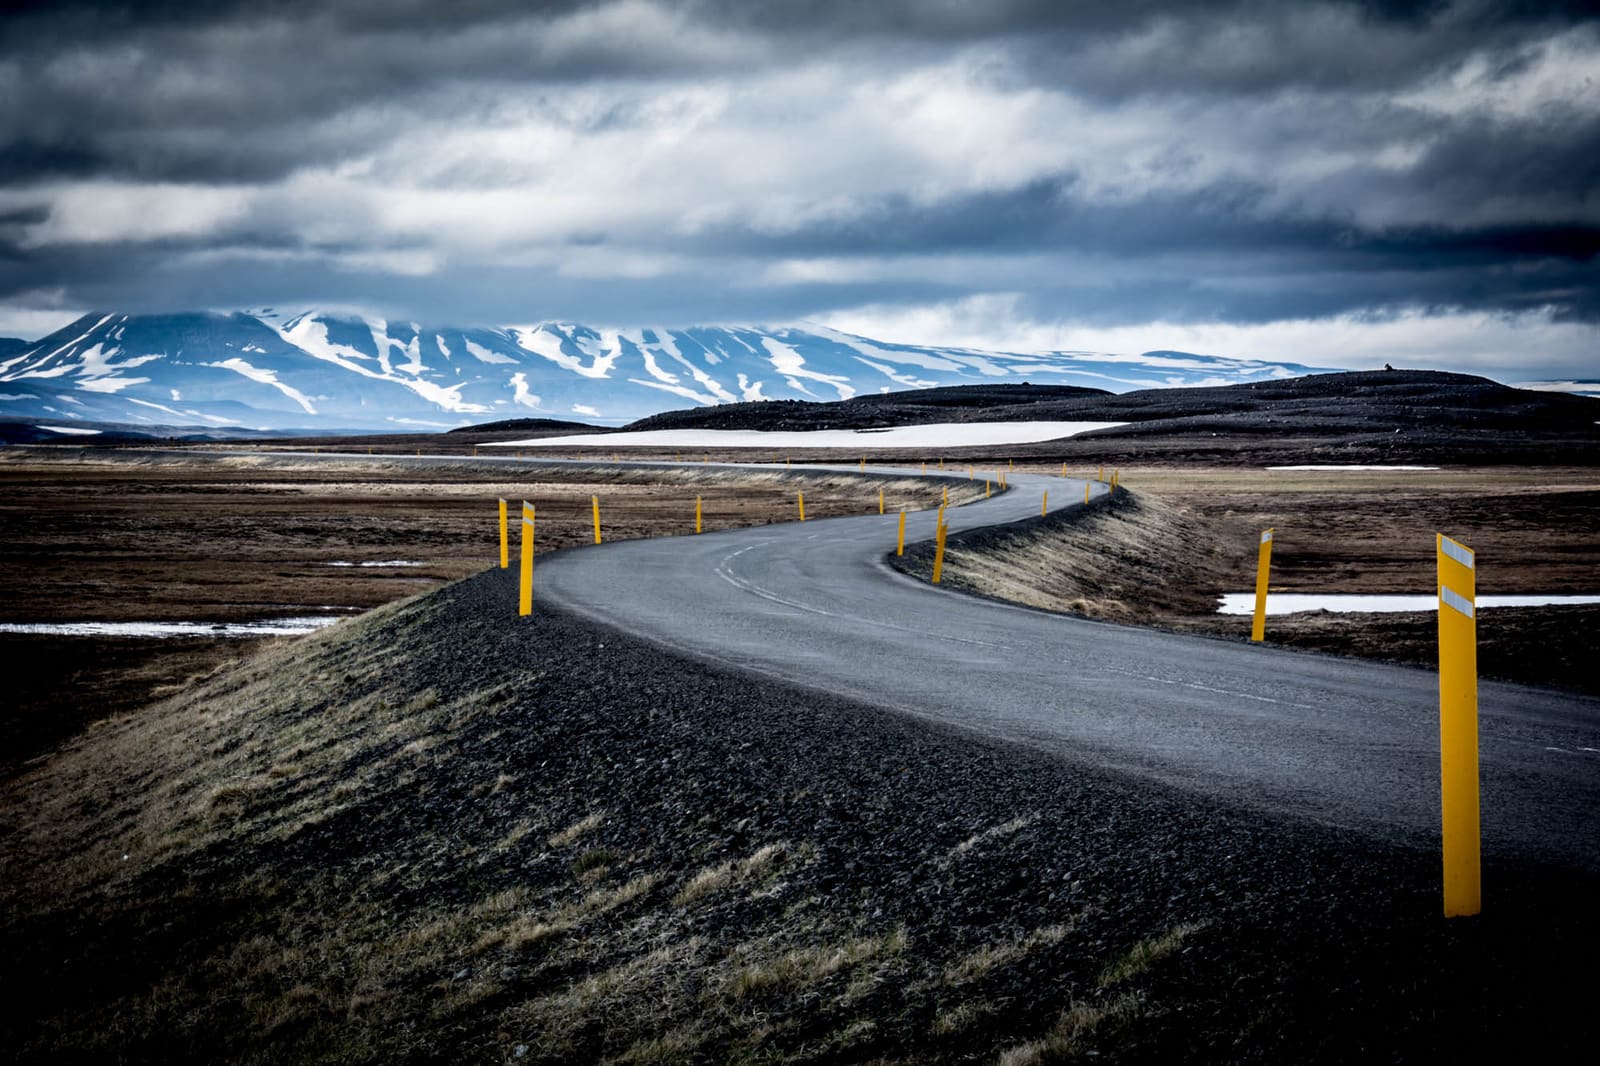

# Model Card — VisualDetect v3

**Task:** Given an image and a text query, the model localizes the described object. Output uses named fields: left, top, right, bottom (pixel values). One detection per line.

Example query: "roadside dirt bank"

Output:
left=896, top=467, right=1600, bottom=697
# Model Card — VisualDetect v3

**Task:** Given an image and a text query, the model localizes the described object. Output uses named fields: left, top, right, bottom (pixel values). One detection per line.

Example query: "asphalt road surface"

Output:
left=530, top=463, right=1600, bottom=873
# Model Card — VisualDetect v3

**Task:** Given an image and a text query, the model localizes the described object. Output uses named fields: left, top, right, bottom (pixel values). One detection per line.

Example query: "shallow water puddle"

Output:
left=1217, top=593, right=1600, bottom=615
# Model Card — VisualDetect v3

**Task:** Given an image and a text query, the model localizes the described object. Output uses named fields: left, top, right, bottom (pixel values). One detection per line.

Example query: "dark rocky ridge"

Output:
left=623, top=384, right=1110, bottom=431
left=609, top=371, right=1600, bottom=465
left=624, top=371, right=1597, bottom=435
left=445, top=417, right=602, bottom=435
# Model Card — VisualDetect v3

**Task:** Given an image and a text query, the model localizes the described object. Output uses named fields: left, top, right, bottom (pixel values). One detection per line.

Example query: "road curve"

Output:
left=530, top=464, right=1600, bottom=872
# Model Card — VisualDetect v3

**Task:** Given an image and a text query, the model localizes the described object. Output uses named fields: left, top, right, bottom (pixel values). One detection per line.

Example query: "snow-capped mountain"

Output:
left=0, top=310, right=1334, bottom=431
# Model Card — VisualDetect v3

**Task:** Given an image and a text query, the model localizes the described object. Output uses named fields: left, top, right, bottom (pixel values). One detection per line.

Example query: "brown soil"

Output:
left=0, top=448, right=960, bottom=773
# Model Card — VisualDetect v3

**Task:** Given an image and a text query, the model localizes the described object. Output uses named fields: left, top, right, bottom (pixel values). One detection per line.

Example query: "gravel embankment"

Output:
left=2, top=566, right=1596, bottom=1063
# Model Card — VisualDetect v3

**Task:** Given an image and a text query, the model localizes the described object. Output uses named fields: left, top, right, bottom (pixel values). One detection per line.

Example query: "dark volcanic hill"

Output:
left=612, top=371, right=1600, bottom=464
left=623, top=384, right=1110, bottom=432
left=445, top=417, right=602, bottom=435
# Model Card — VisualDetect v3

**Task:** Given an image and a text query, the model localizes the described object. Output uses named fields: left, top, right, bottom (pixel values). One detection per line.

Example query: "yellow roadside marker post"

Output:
left=1042, top=491, right=1048, bottom=516
left=878, top=489, right=885, bottom=515
left=1098, top=464, right=1104, bottom=482
left=1251, top=529, right=1274, bottom=642
left=695, top=496, right=703, bottom=534
left=369, top=446, right=373, bottom=455
left=922, top=461, right=926, bottom=474
left=518, top=502, right=535, bottom=616
left=498, top=499, right=509, bottom=568
left=1084, top=483, right=1090, bottom=504
left=932, top=521, right=947, bottom=584
left=942, top=487, right=948, bottom=506
left=939, top=458, right=944, bottom=470
left=968, top=465, right=973, bottom=479
left=591, top=496, right=602, bottom=544
left=860, top=457, right=865, bottom=470
left=798, top=492, right=806, bottom=521
left=1009, top=458, right=1014, bottom=470
left=985, top=479, right=991, bottom=498
left=1438, top=534, right=1481, bottom=918
left=897, top=510, right=907, bottom=555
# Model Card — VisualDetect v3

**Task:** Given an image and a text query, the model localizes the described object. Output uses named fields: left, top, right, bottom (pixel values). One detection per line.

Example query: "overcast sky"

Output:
left=1, top=0, right=1596, bottom=379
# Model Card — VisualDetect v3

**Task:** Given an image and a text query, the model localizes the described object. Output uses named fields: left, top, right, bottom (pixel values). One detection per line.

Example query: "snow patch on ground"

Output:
left=510, top=372, right=541, bottom=409
left=324, top=561, right=424, bottom=568
left=1218, top=593, right=1600, bottom=615
left=0, top=617, right=342, bottom=638
left=735, top=373, right=767, bottom=401
left=761, top=337, right=856, bottom=400
left=627, top=377, right=721, bottom=406
left=1267, top=465, right=1440, bottom=471
left=510, top=326, right=620, bottom=379
left=78, top=375, right=148, bottom=394
left=36, top=424, right=101, bottom=435
left=205, top=358, right=318, bottom=414
left=494, top=421, right=1125, bottom=449
left=465, top=339, right=517, bottom=365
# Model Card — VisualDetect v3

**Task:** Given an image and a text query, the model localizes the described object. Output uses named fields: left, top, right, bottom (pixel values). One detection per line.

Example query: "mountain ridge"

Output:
left=0, top=310, right=1335, bottom=432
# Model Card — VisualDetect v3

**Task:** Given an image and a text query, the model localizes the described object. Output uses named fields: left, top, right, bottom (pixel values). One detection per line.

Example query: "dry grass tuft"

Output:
left=549, top=811, right=606, bottom=847
left=996, top=993, right=1143, bottom=1065
left=1097, top=921, right=1207, bottom=989
left=944, top=813, right=1038, bottom=865
left=672, top=841, right=796, bottom=906
left=724, top=928, right=909, bottom=1000
left=942, top=924, right=1073, bottom=985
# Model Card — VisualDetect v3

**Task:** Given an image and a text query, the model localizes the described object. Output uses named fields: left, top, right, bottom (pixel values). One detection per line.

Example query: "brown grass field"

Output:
left=0, top=448, right=966, bottom=774
left=3, top=444, right=1598, bottom=1063
left=5, top=448, right=1596, bottom=777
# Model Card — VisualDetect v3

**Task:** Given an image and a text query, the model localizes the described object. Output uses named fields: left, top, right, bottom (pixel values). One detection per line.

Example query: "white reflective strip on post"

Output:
left=1441, top=585, right=1475, bottom=618
left=1261, top=531, right=1274, bottom=544
left=1440, top=538, right=1474, bottom=570
left=522, top=518, right=535, bottom=529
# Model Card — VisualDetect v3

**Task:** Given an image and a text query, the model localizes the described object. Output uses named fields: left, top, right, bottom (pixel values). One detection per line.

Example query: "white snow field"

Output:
left=1217, top=593, right=1600, bottom=615
left=494, top=421, right=1125, bottom=450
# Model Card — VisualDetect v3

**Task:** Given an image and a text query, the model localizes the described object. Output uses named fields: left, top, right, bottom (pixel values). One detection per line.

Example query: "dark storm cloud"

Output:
left=1, top=0, right=1597, bottom=357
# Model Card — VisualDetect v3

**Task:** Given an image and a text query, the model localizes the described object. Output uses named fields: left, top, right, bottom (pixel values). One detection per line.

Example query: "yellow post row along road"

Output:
left=522, top=460, right=1600, bottom=880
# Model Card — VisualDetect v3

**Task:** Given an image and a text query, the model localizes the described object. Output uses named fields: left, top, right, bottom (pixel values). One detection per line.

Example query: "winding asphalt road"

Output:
left=530, top=463, right=1600, bottom=872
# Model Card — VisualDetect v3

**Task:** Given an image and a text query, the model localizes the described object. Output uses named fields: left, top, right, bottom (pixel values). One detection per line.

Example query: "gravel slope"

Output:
left=3, top=567, right=1597, bottom=1062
